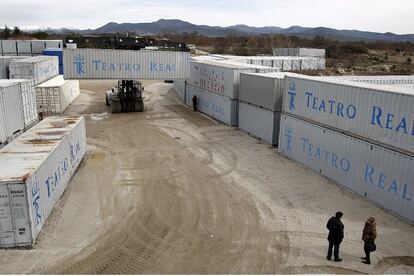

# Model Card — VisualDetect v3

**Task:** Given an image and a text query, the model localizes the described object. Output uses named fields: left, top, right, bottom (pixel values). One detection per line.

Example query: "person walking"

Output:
left=192, top=95, right=197, bottom=112
left=326, top=211, right=344, bottom=262
left=361, top=217, right=377, bottom=265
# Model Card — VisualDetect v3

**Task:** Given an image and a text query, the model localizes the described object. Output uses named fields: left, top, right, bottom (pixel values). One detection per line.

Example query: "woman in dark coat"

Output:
left=362, top=217, right=377, bottom=264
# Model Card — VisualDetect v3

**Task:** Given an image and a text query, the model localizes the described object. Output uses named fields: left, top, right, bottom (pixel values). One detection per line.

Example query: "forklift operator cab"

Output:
left=106, top=80, right=144, bottom=113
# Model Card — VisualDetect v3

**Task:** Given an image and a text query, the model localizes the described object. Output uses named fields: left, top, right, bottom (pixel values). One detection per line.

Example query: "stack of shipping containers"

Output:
left=278, top=75, right=414, bottom=223
left=186, top=60, right=278, bottom=126
left=238, top=72, right=291, bottom=145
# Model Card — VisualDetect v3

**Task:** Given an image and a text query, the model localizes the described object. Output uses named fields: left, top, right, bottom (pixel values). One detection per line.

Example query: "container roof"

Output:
left=290, top=74, right=414, bottom=96
left=12, top=55, right=57, bottom=63
left=0, top=116, right=84, bottom=184
left=36, top=75, right=66, bottom=88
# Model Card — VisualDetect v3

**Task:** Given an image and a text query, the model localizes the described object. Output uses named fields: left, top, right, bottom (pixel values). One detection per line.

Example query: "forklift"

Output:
left=106, top=80, right=144, bottom=113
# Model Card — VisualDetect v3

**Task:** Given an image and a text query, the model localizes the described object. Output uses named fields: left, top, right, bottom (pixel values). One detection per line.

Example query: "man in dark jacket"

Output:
left=326, top=211, right=344, bottom=262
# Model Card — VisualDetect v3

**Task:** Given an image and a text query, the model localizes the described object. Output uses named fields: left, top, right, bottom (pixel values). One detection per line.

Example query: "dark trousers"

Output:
left=364, top=241, right=371, bottom=262
left=327, top=241, right=340, bottom=260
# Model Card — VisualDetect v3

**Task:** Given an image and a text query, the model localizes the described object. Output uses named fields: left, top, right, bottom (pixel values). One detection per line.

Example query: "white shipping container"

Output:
left=239, top=102, right=280, bottom=145
left=1, top=41, right=17, bottom=56
left=279, top=114, right=414, bottom=223
left=63, top=49, right=190, bottom=80
left=185, top=84, right=238, bottom=126
left=9, top=56, right=59, bottom=85
left=0, top=79, right=38, bottom=129
left=239, top=72, right=300, bottom=111
left=172, top=79, right=186, bottom=102
left=283, top=75, right=414, bottom=155
left=65, top=43, right=77, bottom=49
left=0, top=56, right=25, bottom=79
left=1, top=40, right=63, bottom=56
left=273, top=48, right=326, bottom=58
left=0, top=82, right=25, bottom=146
left=36, top=75, right=80, bottom=114
left=30, top=41, right=47, bottom=55
left=328, top=75, right=414, bottom=86
left=44, top=40, right=63, bottom=49
left=0, top=116, right=86, bottom=248
left=190, top=60, right=278, bottom=100
left=16, top=41, right=31, bottom=56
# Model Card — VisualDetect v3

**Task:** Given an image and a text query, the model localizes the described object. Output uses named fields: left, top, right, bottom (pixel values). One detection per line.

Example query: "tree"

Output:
left=4, top=25, right=11, bottom=39
left=13, top=26, right=21, bottom=36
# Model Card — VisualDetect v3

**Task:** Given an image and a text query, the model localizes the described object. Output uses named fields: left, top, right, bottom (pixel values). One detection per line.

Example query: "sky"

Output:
left=0, top=0, right=413, bottom=34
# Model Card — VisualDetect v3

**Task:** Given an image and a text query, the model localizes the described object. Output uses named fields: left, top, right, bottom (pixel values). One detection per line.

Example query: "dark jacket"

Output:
left=327, top=216, right=344, bottom=244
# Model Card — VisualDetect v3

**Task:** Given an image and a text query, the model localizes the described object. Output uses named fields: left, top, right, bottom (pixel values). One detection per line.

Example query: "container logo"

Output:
left=284, top=125, right=293, bottom=152
left=31, top=181, right=42, bottom=226
left=288, top=81, right=296, bottom=111
left=74, top=54, right=85, bottom=76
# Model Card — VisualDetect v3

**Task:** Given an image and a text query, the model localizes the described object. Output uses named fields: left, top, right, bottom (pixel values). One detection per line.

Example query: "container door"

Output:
left=0, top=184, right=14, bottom=247
left=0, top=183, right=32, bottom=248
left=9, top=184, right=32, bottom=245
left=0, top=91, right=7, bottom=144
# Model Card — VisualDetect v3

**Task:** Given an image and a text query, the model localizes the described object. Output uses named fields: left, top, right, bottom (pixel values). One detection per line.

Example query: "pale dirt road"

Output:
left=0, top=80, right=412, bottom=274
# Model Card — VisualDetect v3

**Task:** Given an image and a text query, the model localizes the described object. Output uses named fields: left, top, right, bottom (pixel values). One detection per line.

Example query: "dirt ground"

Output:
left=0, top=80, right=413, bottom=274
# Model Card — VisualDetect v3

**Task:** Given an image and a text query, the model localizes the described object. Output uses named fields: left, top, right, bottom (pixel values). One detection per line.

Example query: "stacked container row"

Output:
left=229, top=56, right=325, bottom=71
left=188, top=60, right=278, bottom=125
left=35, top=75, right=80, bottom=114
left=283, top=75, right=414, bottom=156
left=279, top=75, right=414, bottom=223
left=185, top=84, right=238, bottom=126
left=0, top=40, right=63, bottom=56
left=327, top=75, right=414, bottom=85
left=237, top=72, right=287, bottom=144
left=9, top=56, right=59, bottom=85
left=0, top=116, right=86, bottom=248
left=272, top=48, right=326, bottom=58
left=279, top=114, right=413, bottom=224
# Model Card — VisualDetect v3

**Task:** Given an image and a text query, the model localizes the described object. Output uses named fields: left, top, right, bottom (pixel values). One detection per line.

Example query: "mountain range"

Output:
left=27, top=19, right=414, bottom=43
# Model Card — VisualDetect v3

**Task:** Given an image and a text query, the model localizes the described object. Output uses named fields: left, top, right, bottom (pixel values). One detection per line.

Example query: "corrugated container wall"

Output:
left=278, top=114, right=414, bottom=224
left=16, top=41, right=31, bottom=56
left=9, top=56, right=59, bottom=85
left=63, top=49, right=190, bottom=80
left=172, top=79, right=187, bottom=102
left=189, top=60, right=278, bottom=100
left=272, top=48, right=326, bottom=58
left=327, top=75, right=414, bottom=86
left=185, top=84, right=238, bottom=126
left=238, top=102, right=280, bottom=145
left=1, top=41, right=18, bottom=56
left=0, top=79, right=38, bottom=129
left=0, top=116, right=86, bottom=248
left=36, top=75, right=80, bottom=114
left=0, top=82, right=25, bottom=146
left=0, top=56, right=25, bottom=79
left=239, top=72, right=299, bottom=111
left=42, top=48, right=63, bottom=74
left=283, top=75, right=414, bottom=155
left=0, top=40, right=63, bottom=56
